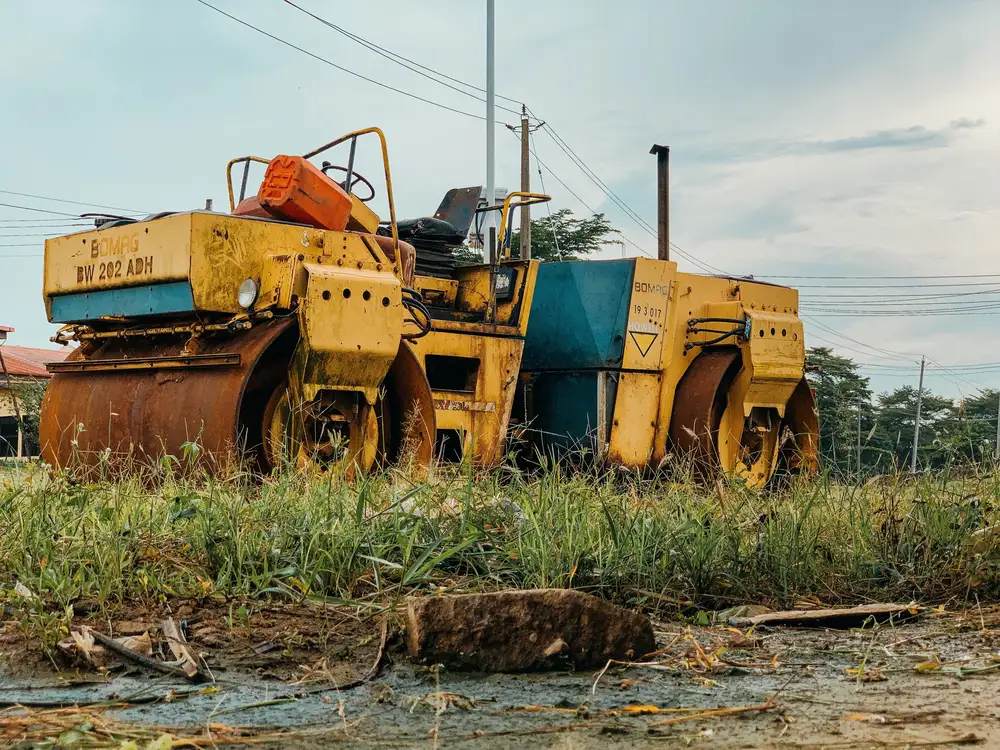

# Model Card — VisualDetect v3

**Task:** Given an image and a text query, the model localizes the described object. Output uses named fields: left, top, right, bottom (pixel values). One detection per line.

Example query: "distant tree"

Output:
left=870, top=386, right=953, bottom=472
left=510, top=209, right=615, bottom=262
left=18, top=379, right=47, bottom=455
left=935, top=389, right=999, bottom=466
left=452, top=244, right=484, bottom=266
left=806, top=347, right=874, bottom=476
left=454, top=209, right=618, bottom=266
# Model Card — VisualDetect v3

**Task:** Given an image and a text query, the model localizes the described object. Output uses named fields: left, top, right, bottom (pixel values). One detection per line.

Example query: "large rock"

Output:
left=406, top=588, right=656, bottom=672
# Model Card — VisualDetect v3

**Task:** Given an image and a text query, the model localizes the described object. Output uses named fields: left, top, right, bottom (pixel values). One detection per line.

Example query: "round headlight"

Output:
left=238, top=278, right=258, bottom=309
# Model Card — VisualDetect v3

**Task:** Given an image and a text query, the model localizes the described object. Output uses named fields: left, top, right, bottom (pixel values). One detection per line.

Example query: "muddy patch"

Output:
left=3, top=603, right=1000, bottom=747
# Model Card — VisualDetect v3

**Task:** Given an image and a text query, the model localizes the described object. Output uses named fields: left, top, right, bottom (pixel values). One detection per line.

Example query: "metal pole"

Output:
left=485, top=0, right=496, bottom=239
left=519, top=105, right=531, bottom=260
left=911, top=356, right=925, bottom=473
left=994, top=390, right=1000, bottom=461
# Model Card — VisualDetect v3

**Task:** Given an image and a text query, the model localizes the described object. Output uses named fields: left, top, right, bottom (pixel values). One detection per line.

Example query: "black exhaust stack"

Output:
left=649, top=144, right=670, bottom=261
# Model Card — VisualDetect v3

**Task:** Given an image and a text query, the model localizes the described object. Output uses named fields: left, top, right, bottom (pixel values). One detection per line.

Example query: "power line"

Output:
left=280, top=0, right=525, bottom=116
left=0, top=189, right=143, bottom=214
left=793, top=281, right=1000, bottom=289
left=0, top=217, right=98, bottom=224
left=193, top=0, right=487, bottom=121
left=802, top=287, right=1000, bottom=302
left=764, top=273, right=1000, bottom=280
left=803, top=306, right=1000, bottom=316
left=263, top=0, right=723, bottom=275
left=521, top=131, right=667, bottom=263
left=0, top=224, right=91, bottom=230
left=204, top=0, right=728, bottom=276
left=0, top=203, right=80, bottom=217
left=530, top=115, right=730, bottom=276
left=0, top=233, right=78, bottom=238
left=802, top=314, right=920, bottom=362
left=859, top=360, right=1000, bottom=371
left=528, top=129, right=561, bottom=258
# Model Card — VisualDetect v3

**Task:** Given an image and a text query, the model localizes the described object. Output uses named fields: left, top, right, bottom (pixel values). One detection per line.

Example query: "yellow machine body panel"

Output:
left=43, top=212, right=395, bottom=320
left=409, top=330, right=525, bottom=465
left=44, top=216, right=192, bottom=302
left=411, top=259, right=539, bottom=464
left=294, top=262, right=402, bottom=404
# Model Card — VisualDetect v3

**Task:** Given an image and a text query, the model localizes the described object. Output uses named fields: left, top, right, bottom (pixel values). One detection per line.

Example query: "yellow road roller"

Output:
left=39, top=128, right=817, bottom=487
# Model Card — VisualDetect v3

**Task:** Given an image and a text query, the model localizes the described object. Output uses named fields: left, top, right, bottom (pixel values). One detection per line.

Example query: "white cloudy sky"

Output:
left=1, top=0, right=997, bottom=400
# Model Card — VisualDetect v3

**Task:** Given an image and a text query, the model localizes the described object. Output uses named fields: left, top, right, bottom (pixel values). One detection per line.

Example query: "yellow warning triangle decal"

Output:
left=629, top=331, right=658, bottom=358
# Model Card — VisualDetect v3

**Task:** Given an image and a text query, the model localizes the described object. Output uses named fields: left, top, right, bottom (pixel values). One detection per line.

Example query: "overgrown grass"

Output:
left=3, top=461, right=1000, bottom=620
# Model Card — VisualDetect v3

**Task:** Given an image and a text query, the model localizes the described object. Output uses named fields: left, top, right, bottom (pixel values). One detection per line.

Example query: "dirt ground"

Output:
left=3, top=600, right=1000, bottom=748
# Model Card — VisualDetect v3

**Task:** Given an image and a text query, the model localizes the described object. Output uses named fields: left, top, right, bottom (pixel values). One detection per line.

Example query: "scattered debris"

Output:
left=406, top=588, right=656, bottom=671
left=84, top=627, right=196, bottom=681
left=729, top=602, right=918, bottom=629
left=406, top=691, right=476, bottom=713
left=288, top=617, right=388, bottom=697
left=58, top=629, right=153, bottom=671
left=12, top=582, right=34, bottom=600
left=160, top=617, right=201, bottom=680
left=696, top=604, right=771, bottom=625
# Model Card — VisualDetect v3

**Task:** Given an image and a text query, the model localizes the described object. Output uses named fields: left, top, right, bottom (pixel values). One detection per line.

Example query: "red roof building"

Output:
left=0, top=327, right=72, bottom=457
left=1, top=344, right=70, bottom=378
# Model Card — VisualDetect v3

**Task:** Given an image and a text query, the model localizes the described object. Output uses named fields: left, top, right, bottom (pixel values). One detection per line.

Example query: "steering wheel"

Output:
left=320, top=161, right=376, bottom=202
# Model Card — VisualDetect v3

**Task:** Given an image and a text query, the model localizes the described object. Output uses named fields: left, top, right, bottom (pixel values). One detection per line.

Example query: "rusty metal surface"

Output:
left=668, top=348, right=742, bottom=475
left=382, top=342, right=435, bottom=468
left=47, top=353, right=241, bottom=373
left=778, top=377, right=819, bottom=476
left=39, top=318, right=295, bottom=475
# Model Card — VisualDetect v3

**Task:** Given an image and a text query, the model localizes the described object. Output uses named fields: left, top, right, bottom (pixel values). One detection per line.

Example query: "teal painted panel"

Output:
left=528, top=370, right=618, bottom=455
left=50, top=282, right=195, bottom=323
left=531, top=371, right=599, bottom=454
left=522, top=259, right=635, bottom=370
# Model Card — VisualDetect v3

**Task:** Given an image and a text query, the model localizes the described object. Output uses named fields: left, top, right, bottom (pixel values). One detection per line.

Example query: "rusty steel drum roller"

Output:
left=40, top=320, right=436, bottom=475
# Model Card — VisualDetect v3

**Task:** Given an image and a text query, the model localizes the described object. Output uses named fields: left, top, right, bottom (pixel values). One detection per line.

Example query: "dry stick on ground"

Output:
left=647, top=672, right=795, bottom=729
left=779, top=734, right=983, bottom=748
left=646, top=700, right=777, bottom=728
left=83, top=627, right=195, bottom=681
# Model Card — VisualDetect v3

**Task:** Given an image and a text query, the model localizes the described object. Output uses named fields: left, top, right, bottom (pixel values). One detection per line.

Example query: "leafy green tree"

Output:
left=870, top=386, right=953, bottom=472
left=454, top=209, right=618, bottom=265
left=17, top=379, right=47, bottom=456
left=935, top=389, right=999, bottom=466
left=509, top=209, right=616, bottom=262
left=805, top=347, right=874, bottom=476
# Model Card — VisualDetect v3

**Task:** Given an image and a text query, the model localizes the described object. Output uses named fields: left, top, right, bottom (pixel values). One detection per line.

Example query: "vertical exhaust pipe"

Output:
left=649, top=144, right=670, bottom=261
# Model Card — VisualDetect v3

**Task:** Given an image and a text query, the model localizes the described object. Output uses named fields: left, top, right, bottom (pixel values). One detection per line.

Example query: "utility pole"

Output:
left=485, top=0, right=496, bottom=240
left=911, top=356, right=925, bottom=473
left=505, top=109, right=545, bottom=258
left=994, top=391, right=1000, bottom=462
left=519, top=105, right=531, bottom=260
left=856, top=402, right=862, bottom=479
